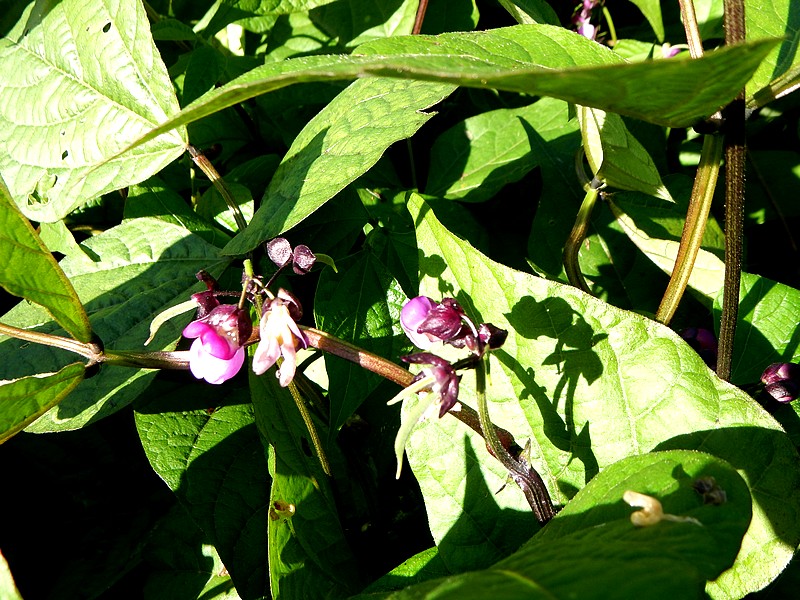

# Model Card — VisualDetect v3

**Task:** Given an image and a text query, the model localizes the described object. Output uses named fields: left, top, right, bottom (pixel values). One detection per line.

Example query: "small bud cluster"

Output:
left=178, top=237, right=315, bottom=386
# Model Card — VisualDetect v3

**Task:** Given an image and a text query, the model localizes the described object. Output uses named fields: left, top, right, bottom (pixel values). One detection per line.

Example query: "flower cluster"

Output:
left=761, top=362, right=800, bottom=403
left=180, top=238, right=313, bottom=386
left=572, top=0, right=600, bottom=40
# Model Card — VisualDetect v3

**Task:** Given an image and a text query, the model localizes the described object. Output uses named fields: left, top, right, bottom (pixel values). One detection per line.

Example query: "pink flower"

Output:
left=252, top=290, right=307, bottom=386
left=183, top=303, right=252, bottom=385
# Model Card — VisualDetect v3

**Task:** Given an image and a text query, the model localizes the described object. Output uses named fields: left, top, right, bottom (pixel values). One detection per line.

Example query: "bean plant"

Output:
left=1, top=0, right=799, bottom=598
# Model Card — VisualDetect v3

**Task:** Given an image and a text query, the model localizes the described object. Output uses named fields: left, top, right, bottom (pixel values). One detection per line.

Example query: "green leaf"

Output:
left=135, top=380, right=269, bottom=600
left=310, top=0, right=419, bottom=47
left=746, top=0, right=800, bottom=104
left=627, top=0, right=665, bottom=42
left=314, top=250, right=408, bottom=438
left=119, top=26, right=779, bottom=159
left=0, top=217, right=228, bottom=432
left=715, top=272, right=800, bottom=385
left=608, top=193, right=726, bottom=302
left=0, top=363, right=84, bottom=444
left=356, top=451, right=751, bottom=599
left=407, top=193, right=800, bottom=597
left=0, top=178, right=91, bottom=342
left=0, top=0, right=187, bottom=222
left=426, top=102, right=542, bottom=202
left=579, top=107, right=672, bottom=201
left=496, top=0, right=559, bottom=25
left=250, top=365, right=361, bottom=598
left=0, top=550, right=23, bottom=600
left=223, top=77, right=455, bottom=255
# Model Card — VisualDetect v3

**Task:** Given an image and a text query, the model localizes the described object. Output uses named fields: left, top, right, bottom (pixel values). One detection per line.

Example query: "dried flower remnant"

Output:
left=623, top=491, right=702, bottom=527
left=693, top=476, right=727, bottom=505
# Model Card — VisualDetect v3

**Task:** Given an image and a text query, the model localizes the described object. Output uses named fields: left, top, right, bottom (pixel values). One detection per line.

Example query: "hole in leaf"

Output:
left=102, top=22, right=111, bottom=33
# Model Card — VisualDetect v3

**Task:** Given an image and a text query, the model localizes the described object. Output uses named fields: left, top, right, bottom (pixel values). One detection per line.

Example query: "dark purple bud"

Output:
left=479, top=323, right=508, bottom=350
left=267, top=237, right=293, bottom=267
left=292, top=245, right=316, bottom=275
left=417, top=298, right=466, bottom=342
left=402, top=352, right=451, bottom=369
left=402, top=352, right=460, bottom=417
left=761, top=362, right=800, bottom=386
left=765, top=380, right=800, bottom=403
left=680, top=327, right=718, bottom=368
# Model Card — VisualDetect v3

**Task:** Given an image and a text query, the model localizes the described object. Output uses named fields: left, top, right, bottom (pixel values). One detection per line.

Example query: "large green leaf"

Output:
left=119, top=26, right=779, bottom=162
left=746, top=0, right=800, bottom=104
left=0, top=178, right=91, bottom=342
left=250, top=364, right=361, bottom=598
left=355, top=451, right=751, bottom=599
left=135, top=380, right=269, bottom=599
left=0, top=550, right=23, bottom=600
left=426, top=102, right=543, bottom=202
left=0, top=0, right=187, bottom=222
left=314, top=250, right=409, bottom=439
left=407, top=193, right=800, bottom=598
left=224, top=77, right=455, bottom=255
left=0, top=217, right=228, bottom=431
left=627, top=0, right=665, bottom=42
left=0, top=363, right=85, bottom=444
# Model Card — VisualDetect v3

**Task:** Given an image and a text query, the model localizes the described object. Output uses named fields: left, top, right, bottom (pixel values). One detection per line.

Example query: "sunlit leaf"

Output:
left=407, top=193, right=800, bottom=598
left=120, top=26, right=779, bottom=161
left=0, top=0, right=186, bottom=222
left=0, top=217, right=228, bottom=432
left=0, top=363, right=84, bottom=444
left=354, top=450, right=751, bottom=599
left=0, top=178, right=91, bottom=341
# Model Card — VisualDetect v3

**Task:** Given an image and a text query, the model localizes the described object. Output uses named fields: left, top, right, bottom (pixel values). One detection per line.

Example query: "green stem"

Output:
left=563, top=180, right=600, bottom=294
left=0, top=322, right=102, bottom=364
left=655, top=133, right=723, bottom=324
left=288, top=379, right=332, bottom=476
left=475, top=358, right=555, bottom=524
left=678, top=0, right=705, bottom=58
left=187, top=145, right=248, bottom=233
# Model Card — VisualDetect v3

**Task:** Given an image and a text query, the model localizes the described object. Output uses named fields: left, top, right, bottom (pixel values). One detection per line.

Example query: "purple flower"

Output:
left=572, top=0, right=599, bottom=40
left=761, top=362, right=800, bottom=403
left=402, top=353, right=461, bottom=417
left=400, top=296, right=467, bottom=349
left=183, top=302, right=252, bottom=385
left=252, top=289, right=308, bottom=386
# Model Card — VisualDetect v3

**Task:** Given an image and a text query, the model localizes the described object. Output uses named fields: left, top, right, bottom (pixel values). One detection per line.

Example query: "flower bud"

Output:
left=760, top=362, right=800, bottom=403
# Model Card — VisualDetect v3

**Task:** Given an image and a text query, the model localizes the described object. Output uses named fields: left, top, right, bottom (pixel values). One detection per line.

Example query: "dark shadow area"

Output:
left=505, top=295, right=604, bottom=493
left=654, top=425, right=800, bottom=549
left=0, top=408, right=175, bottom=600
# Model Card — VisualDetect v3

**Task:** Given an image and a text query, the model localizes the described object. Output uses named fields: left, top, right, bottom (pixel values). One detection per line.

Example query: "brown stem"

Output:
left=717, top=0, right=747, bottom=381
left=412, top=0, right=429, bottom=35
